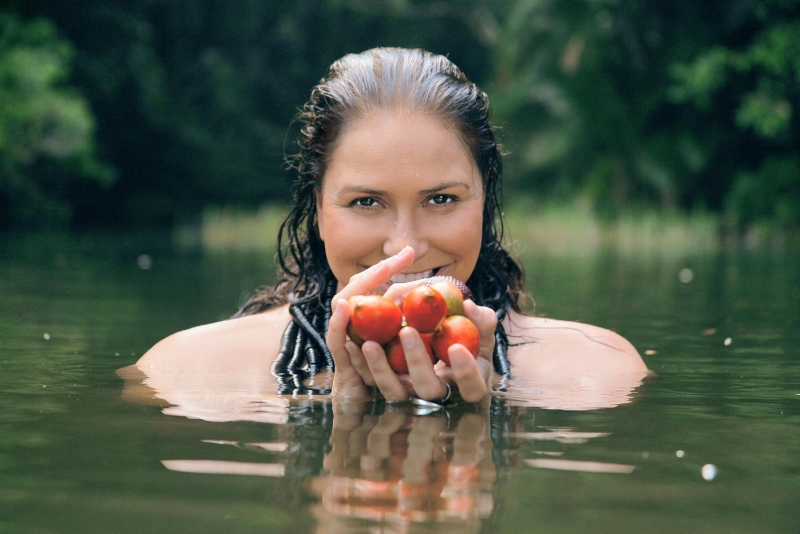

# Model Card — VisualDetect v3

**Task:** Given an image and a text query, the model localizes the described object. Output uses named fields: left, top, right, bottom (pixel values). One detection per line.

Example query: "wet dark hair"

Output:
left=235, top=48, right=525, bottom=391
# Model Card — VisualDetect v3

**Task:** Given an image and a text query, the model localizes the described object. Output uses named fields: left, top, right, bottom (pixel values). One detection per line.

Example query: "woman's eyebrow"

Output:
left=418, top=181, right=472, bottom=195
left=335, top=181, right=471, bottom=197
left=335, top=186, right=388, bottom=197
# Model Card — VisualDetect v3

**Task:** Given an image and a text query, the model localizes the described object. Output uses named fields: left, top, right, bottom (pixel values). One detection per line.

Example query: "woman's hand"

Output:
left=326, top=246, right=495, bottom=403
left=326, top=246, right=415, bottom=399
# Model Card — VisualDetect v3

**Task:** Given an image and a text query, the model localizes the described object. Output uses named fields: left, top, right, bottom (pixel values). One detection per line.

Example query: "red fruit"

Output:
left=346, top=320, right=366, bottom=346
left=431, top=315, right=480, bottom=365
left=384, top=333, right=435, bottom=374
left=346, top=297, right=366, bottom=345
left=429, top=280, right=465, bottom=316
left=350, top=295, right=403, bottom=345
left=402, top=286, right=448, bottom=333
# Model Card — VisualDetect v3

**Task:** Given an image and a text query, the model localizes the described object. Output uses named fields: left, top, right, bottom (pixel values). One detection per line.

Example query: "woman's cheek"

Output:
left=324, top=212, right=385, bottom=281
left=438, top=209, right=482, bottom=266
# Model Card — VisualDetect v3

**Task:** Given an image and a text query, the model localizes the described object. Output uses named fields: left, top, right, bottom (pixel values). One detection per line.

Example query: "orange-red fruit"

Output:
left=429, top=279, right=465, bottom=316
left=346, top=297, right=366, bottom=345
left=346, top=319, right=366, bottom=346
left=431, top=315, right=480, bottom=365
left=384, top=333, right=435, bottom=374
left=350, top=295, right=403, bottom=345
left=402, top=286, right=448, bottom=333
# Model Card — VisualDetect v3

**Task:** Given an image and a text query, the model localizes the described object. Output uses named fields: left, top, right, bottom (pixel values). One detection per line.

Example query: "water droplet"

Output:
left=701, top=464, right=717, bottom=481
left=724, top=337, right=732, bottom=346
left=679, top=268, right=694, bottom=283
left=137, top=254, right=152, bottom=270
left=43, top=333, right=50, bottom=341
left=676, top=450, right=685, bottom=458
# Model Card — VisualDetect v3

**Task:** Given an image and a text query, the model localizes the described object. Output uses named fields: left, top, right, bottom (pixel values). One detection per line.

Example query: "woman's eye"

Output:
left=351, top=197, right=379, bottom=209
left=429, top=194, right=456, bottom=206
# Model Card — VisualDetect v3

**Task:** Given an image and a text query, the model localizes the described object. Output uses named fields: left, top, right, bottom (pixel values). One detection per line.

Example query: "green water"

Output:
left=1, top=233, right=799, bottom=533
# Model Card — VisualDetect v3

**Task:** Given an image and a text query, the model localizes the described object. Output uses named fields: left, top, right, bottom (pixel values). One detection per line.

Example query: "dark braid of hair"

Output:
left=268, top=275, right=338, bottom=395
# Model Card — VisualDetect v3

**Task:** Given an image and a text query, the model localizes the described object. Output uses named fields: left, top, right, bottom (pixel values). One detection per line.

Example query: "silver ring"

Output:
left=436, top=382, right=452, bottom=405
left=409, top=383, right=453, bottom=408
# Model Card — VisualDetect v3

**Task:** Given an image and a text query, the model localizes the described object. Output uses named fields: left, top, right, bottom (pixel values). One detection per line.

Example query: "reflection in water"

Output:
left=162, top=459, right=286, bottom=477
left=128, top=399, right=631, bottom=531
left=492, top=372, right=650, bottom=410
left=523, top=458, right=635, bottom=473
left=309, top=404, right=495, bottom=530
left=119, top=361, right=647, bottom=425
left=117, top=363, right=646, bottom=531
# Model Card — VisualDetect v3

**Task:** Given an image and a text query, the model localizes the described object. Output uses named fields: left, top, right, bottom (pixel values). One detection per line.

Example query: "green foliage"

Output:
left=4, top=0, right=798, bottom=231
left=668, top=6, right=800, bottom=229
left=727, top=157, right=800, bottom=228
left=672, top=21, right=800, bottom=138
left=31, top=0, right=490, bottom=226
left=0, top=13, right=112, bottom=229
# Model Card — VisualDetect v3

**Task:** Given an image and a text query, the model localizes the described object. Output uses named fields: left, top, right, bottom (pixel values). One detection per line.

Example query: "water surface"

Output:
left=1, top=233, right=798, bottom=533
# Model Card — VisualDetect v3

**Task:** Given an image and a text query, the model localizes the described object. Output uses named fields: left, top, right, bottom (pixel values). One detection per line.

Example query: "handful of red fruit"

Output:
left=346, top=279, right=480, bottom=374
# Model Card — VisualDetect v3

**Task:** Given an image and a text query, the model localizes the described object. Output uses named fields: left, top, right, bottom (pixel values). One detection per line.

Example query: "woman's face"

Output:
left=316, top=112, right=484, bottom=289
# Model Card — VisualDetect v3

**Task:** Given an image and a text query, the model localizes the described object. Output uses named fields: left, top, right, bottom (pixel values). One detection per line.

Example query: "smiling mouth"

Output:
left=390, top=268, right=441, bottom=284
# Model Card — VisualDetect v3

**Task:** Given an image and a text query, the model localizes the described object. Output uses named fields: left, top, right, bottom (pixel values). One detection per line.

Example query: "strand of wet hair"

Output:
left=272, top=277, right=337, bottom=395
left=493, top=306, right=511, bottom=384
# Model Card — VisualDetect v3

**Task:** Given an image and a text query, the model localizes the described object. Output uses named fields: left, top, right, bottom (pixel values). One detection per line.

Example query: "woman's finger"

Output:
left=346, top=341, right=376, bottom=387
left=334, top=246, right=415, bottom=301
left=446, top=344, right=490, bottom=403
left=399, top=327, right=448, bottom=401
left=462, top=300, right=497, bottom=362
left=327, top=299, right=370, bottom=397
left=361, top=342, right=410, bottom=402
left=381, top=279, right=427, bottom=305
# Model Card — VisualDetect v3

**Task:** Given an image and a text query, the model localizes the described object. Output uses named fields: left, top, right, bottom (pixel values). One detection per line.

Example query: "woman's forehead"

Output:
left=321, top=112, right=480, bottom=192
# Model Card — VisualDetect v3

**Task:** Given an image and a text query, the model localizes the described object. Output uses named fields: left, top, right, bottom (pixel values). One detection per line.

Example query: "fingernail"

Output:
left=363, top=344, right=378, bottom=361
left=399, top=328, right=417, bottom=349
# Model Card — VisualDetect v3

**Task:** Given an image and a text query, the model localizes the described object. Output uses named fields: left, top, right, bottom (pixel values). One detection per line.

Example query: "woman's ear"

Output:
left=315, top=187, right=325, bottom=241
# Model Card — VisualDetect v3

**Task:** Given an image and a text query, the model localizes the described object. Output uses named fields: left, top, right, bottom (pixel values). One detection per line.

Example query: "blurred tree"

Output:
left=670, top=2, right=800, bottom=229
left=0, top=13, right=112, bottom=229
left=5, top=0, right=798, bottom=230
left=488, top=0, right=799, bottom=224
left=33, top=0, right=490, bottom=227
left=334, top=0, right=703, bottom=211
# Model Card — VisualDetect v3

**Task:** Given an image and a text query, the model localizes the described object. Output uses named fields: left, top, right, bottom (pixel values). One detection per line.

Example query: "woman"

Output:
left=136, top=48, right=647, bottom=408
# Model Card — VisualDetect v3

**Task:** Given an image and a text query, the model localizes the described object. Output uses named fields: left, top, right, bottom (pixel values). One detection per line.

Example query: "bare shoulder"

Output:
left=120, top=306, right=295, bottom=421
left=495, top=311, right=650, bottom=410
left=136, top=306, right=292, bottom=372
left=503, top=311, right=648, bottom=376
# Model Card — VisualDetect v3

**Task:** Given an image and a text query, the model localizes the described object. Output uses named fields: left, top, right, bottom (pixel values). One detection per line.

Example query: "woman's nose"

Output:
left=383, top=215, right=428, bottom=258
